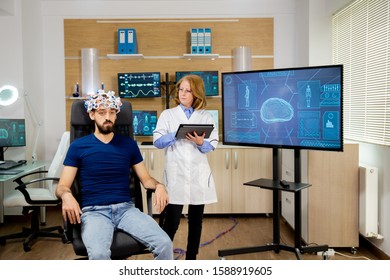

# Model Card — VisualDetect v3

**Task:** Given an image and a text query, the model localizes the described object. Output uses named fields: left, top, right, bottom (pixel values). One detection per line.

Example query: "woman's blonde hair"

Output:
left=173, top=74, right=207, bottom=110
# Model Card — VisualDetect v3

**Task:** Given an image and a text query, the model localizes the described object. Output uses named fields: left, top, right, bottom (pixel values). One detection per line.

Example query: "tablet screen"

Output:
left=175, top=124, right=214, bottom=139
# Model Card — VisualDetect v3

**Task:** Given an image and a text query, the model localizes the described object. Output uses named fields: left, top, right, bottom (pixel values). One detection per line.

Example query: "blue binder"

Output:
left=197, top=28, right=205, bottom=54
left=191, top=28, right=198, bottom=54
left=126, top=29, right=138, bottom=54
left=118, top=29, right=127, bottom=54
left=204, top=28, right=212, bottom=54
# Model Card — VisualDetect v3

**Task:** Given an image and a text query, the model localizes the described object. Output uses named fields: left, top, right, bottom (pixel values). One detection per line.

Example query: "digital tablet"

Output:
left=175, top=124, right=214, bottom=139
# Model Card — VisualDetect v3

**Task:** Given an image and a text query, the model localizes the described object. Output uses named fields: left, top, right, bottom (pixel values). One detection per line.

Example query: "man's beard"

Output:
left=96, top=120, right=115, bottom=135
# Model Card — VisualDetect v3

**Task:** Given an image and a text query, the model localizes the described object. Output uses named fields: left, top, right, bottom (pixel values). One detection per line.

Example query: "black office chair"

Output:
left=0, top=132, right=70, bottom=252
left=66, top=100, right=154, bottom=259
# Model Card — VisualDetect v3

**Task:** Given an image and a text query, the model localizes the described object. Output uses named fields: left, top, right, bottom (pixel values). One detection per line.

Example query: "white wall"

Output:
left=0, top=0, right=25, bottom=160
left=2, top=0, right=389, bottom=257
left=21, top=0, right=46, bottom=161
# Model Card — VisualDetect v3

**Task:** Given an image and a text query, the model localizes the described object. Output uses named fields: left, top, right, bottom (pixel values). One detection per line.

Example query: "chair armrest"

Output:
left=15, top=177, right=60, bottom=205
left=63, top=218, right=78, bottom=243
left=13, top=170, right=49, bottom=185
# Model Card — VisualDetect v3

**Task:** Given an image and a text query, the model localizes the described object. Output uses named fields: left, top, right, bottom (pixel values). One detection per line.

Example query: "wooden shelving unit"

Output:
left=64, top=18, right=274, bottom=138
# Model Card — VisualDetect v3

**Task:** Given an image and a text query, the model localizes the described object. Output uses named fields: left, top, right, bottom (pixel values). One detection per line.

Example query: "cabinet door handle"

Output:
left=234, top=151, right=238, bottom=169
left=150, top=151, right=154, bottom=170
left=142, top=151, right=146, bottom=159
left=225, top=151, right=230, bottom=169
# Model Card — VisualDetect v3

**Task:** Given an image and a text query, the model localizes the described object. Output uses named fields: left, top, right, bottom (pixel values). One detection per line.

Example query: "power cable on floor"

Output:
left=174, top=216, right=238, bottom=260
left=334, top=251, right=371, bottom=260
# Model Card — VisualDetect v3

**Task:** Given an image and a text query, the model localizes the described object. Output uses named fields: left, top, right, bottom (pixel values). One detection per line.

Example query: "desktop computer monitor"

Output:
left=175, top=71, right=219, bottom=96
left=0, top=119, right=26, bottom=161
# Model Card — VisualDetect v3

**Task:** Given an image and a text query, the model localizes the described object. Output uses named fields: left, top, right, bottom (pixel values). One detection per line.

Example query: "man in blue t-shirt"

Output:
left=55, top=90, right=173, bottom=260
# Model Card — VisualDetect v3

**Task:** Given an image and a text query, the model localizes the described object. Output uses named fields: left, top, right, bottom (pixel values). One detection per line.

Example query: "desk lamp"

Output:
left=0, top=85, right=19, bottom=106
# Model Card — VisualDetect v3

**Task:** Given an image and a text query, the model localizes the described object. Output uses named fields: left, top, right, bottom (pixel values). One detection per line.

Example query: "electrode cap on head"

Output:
left=84, top=90, right=122, bottom=113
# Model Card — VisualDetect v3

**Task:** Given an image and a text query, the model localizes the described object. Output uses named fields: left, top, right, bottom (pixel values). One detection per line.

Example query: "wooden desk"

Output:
left=0, top=161, right=47, bottom=224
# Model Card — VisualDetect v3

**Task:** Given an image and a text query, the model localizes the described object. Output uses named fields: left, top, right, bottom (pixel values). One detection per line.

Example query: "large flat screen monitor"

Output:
left=175, top=71, right=219, bottom=96
left=222, top=64, right=343, bottom=152
left=0, top=119, right=26, bottom=161
left=118, top=72, right=161, bottom=98
left=132, top=110, right=157, bottom=136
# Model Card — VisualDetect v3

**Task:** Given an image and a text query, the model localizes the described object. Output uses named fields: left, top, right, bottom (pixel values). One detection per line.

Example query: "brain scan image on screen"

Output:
left=222, top=65, right=343, bottom=151
left=260, top=97, right=294, bottom=124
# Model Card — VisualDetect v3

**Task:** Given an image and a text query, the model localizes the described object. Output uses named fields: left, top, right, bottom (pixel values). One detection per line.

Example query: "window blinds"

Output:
left=332, top=0, right=389, bottom=146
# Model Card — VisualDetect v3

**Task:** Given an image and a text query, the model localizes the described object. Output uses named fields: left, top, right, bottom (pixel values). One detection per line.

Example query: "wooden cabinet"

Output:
left=140, top=145, right=165, bottom=182
left=139, top=145, right=165, bottom=214
left=208, top=146, right=273, bottom=214
left=306, top=143, right=359, bottom=248
left=205, top=147, right=232, bottom=213
left=139, top=145, right=273, bottom=215
left=231, top=147, right=273, bottom=213
left=281, top=144, right=359, bottom=248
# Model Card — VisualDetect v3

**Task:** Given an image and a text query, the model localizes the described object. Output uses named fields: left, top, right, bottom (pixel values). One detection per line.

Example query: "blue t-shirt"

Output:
left=64, top=133, right=143, bottom=208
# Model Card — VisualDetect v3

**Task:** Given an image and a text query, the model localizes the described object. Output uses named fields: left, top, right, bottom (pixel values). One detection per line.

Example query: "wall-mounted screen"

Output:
left=175, top=71, right=219, bottom=96
left=222, top=64, right=343, bottom=152
left=132, top=110, right=157, bottom=136
left=118, top=72, right=161, bottom=98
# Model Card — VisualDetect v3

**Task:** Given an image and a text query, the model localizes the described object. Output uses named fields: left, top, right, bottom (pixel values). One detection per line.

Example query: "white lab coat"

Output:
left=153, top=105, right=219, bottom=205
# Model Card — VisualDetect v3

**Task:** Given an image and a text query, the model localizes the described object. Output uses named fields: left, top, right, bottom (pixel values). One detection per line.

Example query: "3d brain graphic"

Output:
left=260, top=98, right=294, bottom=124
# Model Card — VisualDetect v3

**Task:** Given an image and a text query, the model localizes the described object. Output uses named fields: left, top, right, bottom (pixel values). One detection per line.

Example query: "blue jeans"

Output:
left=81, top=201, right=173, bottom=260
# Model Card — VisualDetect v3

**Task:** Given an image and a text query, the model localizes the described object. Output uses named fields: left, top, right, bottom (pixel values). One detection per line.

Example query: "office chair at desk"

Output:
left=66, top=100, right=154, bottom=259
left=0, top=132, right=70, bottom=252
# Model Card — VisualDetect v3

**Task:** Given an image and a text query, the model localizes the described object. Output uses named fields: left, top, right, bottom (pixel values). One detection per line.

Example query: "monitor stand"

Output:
left=218, top=148, right=329, bottom=260
left=0, top=147, right=5, bottom=162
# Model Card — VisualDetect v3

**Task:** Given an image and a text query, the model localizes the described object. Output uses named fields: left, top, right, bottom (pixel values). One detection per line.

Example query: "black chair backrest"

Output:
left=70, top=100, right=134, bottom=142
left=69, top=99, right=142, bottom=210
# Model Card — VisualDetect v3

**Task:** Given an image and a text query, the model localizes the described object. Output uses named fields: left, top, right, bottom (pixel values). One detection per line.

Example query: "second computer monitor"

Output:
left=175, top=71, right=219, bottom=96
left=132, top=110, right=157, bottom=136
left=118, top=72, right=161, bottom=98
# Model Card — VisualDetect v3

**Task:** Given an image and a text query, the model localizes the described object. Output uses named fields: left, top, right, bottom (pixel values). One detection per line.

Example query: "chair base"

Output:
left=0, top=207, right=68, bottom=252
left=0, top=225, right=67, bottom=252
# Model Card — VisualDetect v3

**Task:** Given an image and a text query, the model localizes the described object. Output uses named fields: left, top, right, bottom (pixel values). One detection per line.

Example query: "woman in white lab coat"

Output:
left=153, top=74, right=219, bottom=260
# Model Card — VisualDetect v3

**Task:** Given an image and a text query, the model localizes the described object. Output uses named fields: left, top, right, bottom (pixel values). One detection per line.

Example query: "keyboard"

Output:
left=0, top=169, right=23, bottom=175
left=0, top=160, right=25, bottom=170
